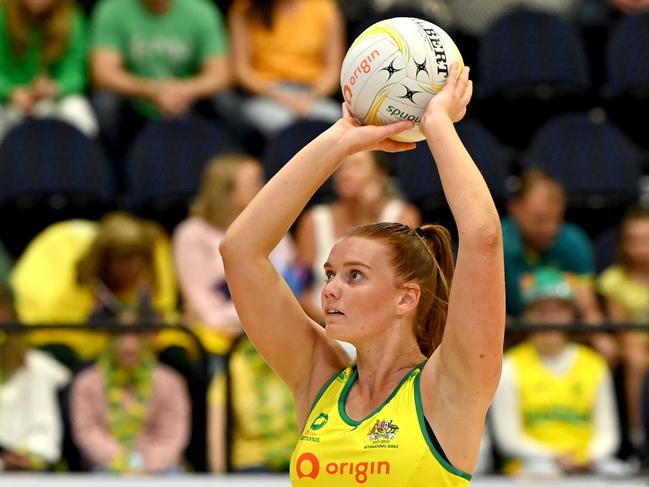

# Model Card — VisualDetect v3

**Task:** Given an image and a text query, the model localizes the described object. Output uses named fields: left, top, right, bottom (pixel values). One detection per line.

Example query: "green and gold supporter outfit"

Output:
left=506, top=342, right=607, bottom=469
left=290, top=363, right=471, bottom=486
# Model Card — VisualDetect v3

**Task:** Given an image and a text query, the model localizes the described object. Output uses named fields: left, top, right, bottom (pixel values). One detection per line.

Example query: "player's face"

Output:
left=321, top=236, right=401, bottom=342
left=622, top=218, right=649, bottom=268
left=512, top=186, right=564, bottom=252
left=333, top=152, right=381, bottom=200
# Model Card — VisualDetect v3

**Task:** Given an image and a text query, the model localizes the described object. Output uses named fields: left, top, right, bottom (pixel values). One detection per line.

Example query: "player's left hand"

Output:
left=330, top=102, right=417, bottom=156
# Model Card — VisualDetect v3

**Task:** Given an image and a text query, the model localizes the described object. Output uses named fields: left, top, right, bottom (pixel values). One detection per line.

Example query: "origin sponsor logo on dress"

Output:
left=296, top=452, right=391, bottom=484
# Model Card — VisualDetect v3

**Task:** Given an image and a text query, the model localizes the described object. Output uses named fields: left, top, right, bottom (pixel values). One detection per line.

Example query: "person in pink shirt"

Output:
left=173, top=154, right=299, bottom=373
left=70, top=327, right=190, bottom=474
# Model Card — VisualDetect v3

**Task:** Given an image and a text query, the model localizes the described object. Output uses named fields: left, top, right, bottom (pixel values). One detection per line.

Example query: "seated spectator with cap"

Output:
left=491, top=267, right=627, bottom=477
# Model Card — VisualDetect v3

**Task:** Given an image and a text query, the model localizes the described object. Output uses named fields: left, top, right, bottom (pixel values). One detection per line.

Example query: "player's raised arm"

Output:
left=421, top=64, right=505, bottom=405
left=219, top=109, right=415, bottom=403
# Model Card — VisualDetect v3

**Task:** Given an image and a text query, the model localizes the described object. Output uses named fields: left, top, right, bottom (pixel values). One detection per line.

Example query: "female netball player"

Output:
left=220, top=64, right=504, bottom=485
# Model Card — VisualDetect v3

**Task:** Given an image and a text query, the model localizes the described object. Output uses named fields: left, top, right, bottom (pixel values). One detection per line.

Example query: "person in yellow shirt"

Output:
left=599, top=206, right=649, bottom=448
left=10, top=212, right=178, bottom=362
left=226, top=0, right=345, bottom=138
left=220, top=63, right=505, bottom=485
left=491, top=267, right=628, bottom=477
left=207, top=335, right=297, bottom=473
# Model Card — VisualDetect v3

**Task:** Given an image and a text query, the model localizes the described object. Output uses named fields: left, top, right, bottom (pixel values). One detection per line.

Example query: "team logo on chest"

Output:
left=365, top=419, right=400, bottom=449
left=368, top=419, right=399, bottom=440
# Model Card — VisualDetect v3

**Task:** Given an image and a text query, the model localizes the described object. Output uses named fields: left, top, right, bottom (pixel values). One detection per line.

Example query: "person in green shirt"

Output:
left=90, top=0, right=230, bottom=159
left=0, top=0, right=97, bottom=141
left=503, top=168, right=602, bottom=320
left=503, top=168, right=617, bottom=364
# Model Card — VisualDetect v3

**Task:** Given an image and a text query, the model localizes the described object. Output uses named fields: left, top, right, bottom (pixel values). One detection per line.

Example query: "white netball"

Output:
left=340, top=17, right=463, bottom=143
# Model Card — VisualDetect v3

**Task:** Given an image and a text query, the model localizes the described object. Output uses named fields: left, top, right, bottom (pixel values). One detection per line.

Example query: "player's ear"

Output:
left=396, top=282, right=420, bottom=316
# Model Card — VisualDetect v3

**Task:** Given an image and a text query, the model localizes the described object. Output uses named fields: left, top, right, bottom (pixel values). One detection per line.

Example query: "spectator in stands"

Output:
left=173, top=154, right=298, bottom=372
left=0, top=240, right=11, bottom=288
left=225, top=0, right=344, bottom=138
left=76, top=212, right=168, bottom=324
left=0, top=0, right=97, bottom=142
left=608, top=0, right=649, bottom=14
left=491, top=267, right=625, bottom=477
left=599, top=206, right=649, bottom=450
left=0, top=284, right=71, bottom=471
left=89, top=0, right=230, bottom=159
left=295, top=151, right=420, bottom=324
left=70, top=321, right=190, bottom=474
left=10, top=213, right=177, bottom=363
left=208, top=335, right=297, bottom=473
left=503, top=168, right=601, bottom=321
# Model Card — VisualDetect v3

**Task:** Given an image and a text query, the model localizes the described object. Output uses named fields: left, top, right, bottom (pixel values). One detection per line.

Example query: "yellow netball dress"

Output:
left=290, top=363, right=472, bottom=486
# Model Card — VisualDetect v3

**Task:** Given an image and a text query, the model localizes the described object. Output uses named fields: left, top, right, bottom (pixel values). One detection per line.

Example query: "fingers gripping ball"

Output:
left=340, top=17, right=463, bottom=142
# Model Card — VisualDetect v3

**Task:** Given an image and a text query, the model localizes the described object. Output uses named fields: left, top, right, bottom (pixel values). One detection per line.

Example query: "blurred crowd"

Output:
left=1, top=0, right=649, bottom=478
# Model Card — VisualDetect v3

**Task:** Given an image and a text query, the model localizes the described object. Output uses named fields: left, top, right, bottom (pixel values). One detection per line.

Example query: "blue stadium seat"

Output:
left=525, top=112, right=646, bottom=236
left=261, top=119, right=334, bottom=206
left=474, top=8, right=592, bottom=149
left=604, top=12, right=649, bottom=150
left=126, top=116, right=239, bottom=233
left=0, top=118, right=114, bottom=256
left=389, top=118, right=514, bottom=225
left=594, top=226, right=620, bottom=275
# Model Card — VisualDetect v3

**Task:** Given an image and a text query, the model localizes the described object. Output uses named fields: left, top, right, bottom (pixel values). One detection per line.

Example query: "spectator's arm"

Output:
left=52, top=11, right=88, bottom=96
left=490, top=359, right=555, bottom=460
left=308, top=3, right=345, bottom=97
left=90, top=0, right=156, bottom=99
left=177, top=0, right=230, bottom=101
left=70, top=370, right=122, bottom=468
left=173, top=225, right=241, bottom=333
left=603, top=295, right=628, bottom=322
left=18, top=357, right=71, bottom=464
left=139, top=368, right=191, bottom=473
left=177, top=55, right=230, bottom=105
left=589, top=371, right=620, bottom=462
left=573, top=275, right=603, bottom=324
left=90, top=48, right=156, bottom=99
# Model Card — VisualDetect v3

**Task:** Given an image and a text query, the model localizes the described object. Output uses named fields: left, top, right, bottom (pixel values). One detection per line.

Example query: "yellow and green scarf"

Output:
left=99, top=340, right=155, bottom=472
